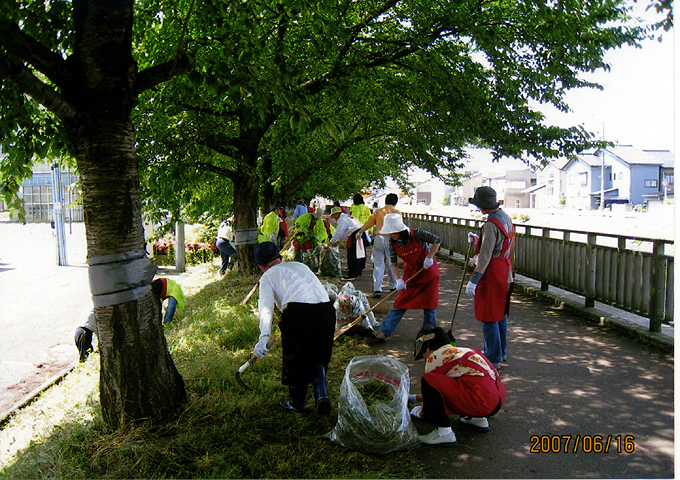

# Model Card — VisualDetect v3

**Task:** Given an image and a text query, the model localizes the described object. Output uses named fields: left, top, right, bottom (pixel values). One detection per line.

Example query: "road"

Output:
left=0, top=217, right=91, bottom=417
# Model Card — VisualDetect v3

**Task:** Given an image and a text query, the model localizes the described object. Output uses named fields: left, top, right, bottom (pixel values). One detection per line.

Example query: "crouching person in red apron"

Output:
left=373, top=213, right=442, bottom=341
left=409, top=327, right=506, bottom=446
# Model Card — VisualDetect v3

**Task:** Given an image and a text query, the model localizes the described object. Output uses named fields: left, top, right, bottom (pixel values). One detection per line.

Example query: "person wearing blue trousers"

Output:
left=373, top=213, right=442, bottom=341
left=465, top=187, right=515, bottom=369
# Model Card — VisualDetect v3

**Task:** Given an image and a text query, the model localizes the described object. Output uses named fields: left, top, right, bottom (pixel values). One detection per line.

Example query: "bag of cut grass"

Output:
left=319, top=245, right=341, bottom=277
left=333, top=282, right=379, bottom=336
left=325, top=355, right=420, bottom=454
left=322, top=281, right=339, bottom=303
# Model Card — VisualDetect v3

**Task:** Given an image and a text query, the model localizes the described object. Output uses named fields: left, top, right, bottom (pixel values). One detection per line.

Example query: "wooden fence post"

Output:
left=585, top=232, right=596, bottom=307
left=649, top=240, right=664, bottom=332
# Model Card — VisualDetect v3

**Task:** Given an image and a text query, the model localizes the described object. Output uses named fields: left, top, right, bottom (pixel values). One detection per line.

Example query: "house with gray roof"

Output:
left=561, top=145, right=673, bottom=209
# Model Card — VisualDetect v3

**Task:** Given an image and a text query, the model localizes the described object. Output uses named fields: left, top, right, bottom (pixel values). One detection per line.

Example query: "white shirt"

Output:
left=330, top=213, right=362, bottom=243
left=257, top=261, right=330, bottom=337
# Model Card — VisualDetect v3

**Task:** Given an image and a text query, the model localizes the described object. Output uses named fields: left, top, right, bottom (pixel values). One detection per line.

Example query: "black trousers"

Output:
left=347, top=229, right=366, bottom=277
left=421, top=376, right=451, bottom=428
left=279, top=301, right=335, bottom=392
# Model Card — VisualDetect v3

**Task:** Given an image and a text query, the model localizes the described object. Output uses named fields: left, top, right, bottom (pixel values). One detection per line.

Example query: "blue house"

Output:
left=562, top=145, right=673, bottom=209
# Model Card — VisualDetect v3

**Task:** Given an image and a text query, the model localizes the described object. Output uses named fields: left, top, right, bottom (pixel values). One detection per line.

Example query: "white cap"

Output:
left=380, top=213, right=408, bottom=234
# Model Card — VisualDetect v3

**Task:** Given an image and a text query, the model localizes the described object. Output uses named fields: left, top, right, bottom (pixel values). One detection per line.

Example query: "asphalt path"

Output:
left=350, top=249, right=674, bottom=479
left=0, top=217, right=90, bottom=416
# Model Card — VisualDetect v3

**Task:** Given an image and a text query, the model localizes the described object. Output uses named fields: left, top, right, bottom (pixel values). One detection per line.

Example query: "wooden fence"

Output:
left=403, top=213, right=674, bottom=332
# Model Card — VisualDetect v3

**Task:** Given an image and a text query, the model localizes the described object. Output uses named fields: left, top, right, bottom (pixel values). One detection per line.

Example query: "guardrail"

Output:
left=403, top=213, right=674, bottom=332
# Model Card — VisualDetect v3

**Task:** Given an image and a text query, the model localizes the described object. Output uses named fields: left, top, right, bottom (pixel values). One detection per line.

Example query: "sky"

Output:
left=458, top=2, right=674, bottom=174
left=539, top=3, right=674, bottom=153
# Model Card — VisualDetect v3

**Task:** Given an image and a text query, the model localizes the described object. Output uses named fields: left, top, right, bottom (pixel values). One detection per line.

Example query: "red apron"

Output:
left=474, top=218, right=514, bottom=323
left=422, top=349, right=506, bottom=417
left=391, top=231, right=439, bottom=309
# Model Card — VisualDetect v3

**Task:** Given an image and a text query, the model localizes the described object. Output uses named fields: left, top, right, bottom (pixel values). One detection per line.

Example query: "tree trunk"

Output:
left=233, top=146, right=261, bottom=273
left=68, top=0, right=185, bottom=428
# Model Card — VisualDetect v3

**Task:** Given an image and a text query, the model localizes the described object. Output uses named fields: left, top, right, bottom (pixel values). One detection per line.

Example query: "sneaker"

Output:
left=373, top=329, right=388, bottom=342
left=419, top=427, right=457, bottom=446
left=372, top=291, right=382, bottom=299
left=502, top=355, right=507, bottom=362
left=493, top=363, right=501, bottom=370
left=410, top=405, right=423, bottom=419
left=459, top=416, right=489, bottom=432
left=341, top=276, right=357, bottom=281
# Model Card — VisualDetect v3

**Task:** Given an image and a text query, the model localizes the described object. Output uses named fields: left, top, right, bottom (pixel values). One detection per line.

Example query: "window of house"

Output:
left=569, top=174, right=575, bottom=185
left=579, top=172, right=588, bottom=185
left=609, top=173, right=613, bottom=181
left=619, top=172, right=623, bottom=181
left=644, top=179, right=658, bottom=188
left=666, top=175, right=674, bottom=185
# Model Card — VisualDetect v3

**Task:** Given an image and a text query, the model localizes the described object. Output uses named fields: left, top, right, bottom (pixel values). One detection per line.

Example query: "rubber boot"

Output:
left=312, top=365, right=331, bottom=414
left=280, top=384, right=306, bottom=413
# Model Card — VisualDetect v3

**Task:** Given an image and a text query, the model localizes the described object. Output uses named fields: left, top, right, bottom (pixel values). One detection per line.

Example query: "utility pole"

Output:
left=50, top=161, right=68, bottom=265
left=599, top=123, right=606, bottom=210
left=600, top=149, right=606, bottom=210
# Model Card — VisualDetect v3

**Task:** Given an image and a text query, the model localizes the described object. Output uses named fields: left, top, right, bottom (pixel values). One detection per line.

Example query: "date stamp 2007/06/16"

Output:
left=530, top=435, right=635, bottom=454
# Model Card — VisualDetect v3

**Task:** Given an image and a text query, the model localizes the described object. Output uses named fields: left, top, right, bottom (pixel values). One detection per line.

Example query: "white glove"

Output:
left=468, top=232, right=479, bottom=244
left=423, top=257, right=434, bottom=269
left=465, top=281, right=477, bottom=297
left=253, top=336, right=270, bottom=358
left=396, top=278, right=407, bottom=290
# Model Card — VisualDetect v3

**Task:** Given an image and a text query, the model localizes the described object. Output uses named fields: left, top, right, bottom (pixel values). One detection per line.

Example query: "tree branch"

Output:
left=196, top=161, right=237, bottom=179
left=0, top=20, right=73, bottom=87
left=0, top=54, right=77, bottom=120
left=133, top=53, right=193, bottom=95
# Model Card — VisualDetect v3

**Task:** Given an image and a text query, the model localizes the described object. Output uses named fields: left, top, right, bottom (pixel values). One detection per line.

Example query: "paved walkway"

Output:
left=0, top=218, right=90, bottom=419
left=348, top=248, right=674, bottom=479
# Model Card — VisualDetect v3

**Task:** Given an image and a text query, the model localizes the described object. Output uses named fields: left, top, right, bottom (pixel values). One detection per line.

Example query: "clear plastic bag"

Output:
left=325, top=355, right=420, bottom=454
left=322, top=281, right=339, bottom=303
left=319, top=245, right=341, bottom=277
left=333, top=282, right=379, bottom=335
left=294, top=244, right=322, bottom=272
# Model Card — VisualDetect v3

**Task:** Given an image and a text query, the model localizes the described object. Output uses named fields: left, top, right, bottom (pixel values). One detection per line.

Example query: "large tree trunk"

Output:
left=233, top=160, right=260, bottom=274
left=68, top=0, right=185, bottom=428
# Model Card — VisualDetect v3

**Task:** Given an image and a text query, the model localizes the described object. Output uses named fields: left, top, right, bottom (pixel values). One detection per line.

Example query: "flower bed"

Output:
left=151, top=238, right=218, bottom=266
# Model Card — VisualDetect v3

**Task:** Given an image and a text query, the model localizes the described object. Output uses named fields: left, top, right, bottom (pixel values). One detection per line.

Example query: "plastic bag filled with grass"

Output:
left=333, top=282, right=379, bottom=336
left=325, top=355, right=420, bottom=454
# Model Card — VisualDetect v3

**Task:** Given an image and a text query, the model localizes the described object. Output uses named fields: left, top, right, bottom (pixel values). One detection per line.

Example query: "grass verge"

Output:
left=0, top=263, right=424, bottom=479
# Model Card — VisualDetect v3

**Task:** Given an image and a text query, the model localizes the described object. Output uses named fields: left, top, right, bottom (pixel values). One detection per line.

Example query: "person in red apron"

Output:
left=409, top=326, right=506, bottom=445
left=465, top=187, right=515, bottom=369
left=373, top=213, right=441, bottom=341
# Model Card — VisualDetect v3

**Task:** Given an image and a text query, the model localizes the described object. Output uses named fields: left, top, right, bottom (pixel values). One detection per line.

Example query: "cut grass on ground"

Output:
left=0, top=262, right=424, bottom=479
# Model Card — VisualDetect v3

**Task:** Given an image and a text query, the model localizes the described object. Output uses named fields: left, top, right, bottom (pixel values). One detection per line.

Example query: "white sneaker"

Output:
left=410, top=405, right=423, bottom=419
left=460, top=416, right=489, bottom=432
left=418, top=427, right=457, bottom=446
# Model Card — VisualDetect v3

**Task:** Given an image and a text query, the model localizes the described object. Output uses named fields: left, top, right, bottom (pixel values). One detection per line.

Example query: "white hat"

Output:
left=380, top=213, right=408, bottom=234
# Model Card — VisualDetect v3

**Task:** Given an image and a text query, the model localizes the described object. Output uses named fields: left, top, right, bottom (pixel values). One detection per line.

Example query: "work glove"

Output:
left=468, top=232, right=479, bottom=244
left=396, top=278, right=407, bottom=291
left=423, top=257, right=434, bottom=269
left=253, top=336, right=270, bottom=358
left=465, top=281, right=477, bottom=297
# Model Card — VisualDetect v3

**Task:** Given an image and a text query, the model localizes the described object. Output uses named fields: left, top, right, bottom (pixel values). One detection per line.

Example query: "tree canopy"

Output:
left=132, top=0, right=654, bottom=236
